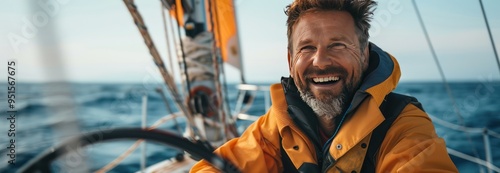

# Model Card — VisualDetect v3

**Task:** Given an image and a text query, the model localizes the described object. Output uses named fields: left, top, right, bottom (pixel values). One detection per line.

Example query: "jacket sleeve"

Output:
left=376, top=103, right=459, bottom=172
left=190, top=111, right=282, bottom=173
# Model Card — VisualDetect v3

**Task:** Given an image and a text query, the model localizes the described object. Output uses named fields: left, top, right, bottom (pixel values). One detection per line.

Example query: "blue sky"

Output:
left=1, top=0, right=499, bottom=83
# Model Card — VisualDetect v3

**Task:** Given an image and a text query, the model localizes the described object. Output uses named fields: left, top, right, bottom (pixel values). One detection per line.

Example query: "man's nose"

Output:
left=312, top=48, right=333, bottom=69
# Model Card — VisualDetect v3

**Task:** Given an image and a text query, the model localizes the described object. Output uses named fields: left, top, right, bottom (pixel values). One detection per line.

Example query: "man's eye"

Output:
left=330, top=43, right=347, bottom=50
left=300, top=46, right=316, bottom=52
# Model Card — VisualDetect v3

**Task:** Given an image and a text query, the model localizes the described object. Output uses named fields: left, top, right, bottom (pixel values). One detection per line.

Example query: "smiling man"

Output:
left=191, top=0, right=458, bottom=172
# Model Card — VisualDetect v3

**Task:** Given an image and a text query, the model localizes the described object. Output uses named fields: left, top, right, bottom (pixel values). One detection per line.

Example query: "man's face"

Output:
left=288, top=10, right=368, bottom=116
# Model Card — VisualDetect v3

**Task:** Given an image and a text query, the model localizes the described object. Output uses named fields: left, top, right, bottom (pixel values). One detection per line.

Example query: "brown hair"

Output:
left=285, top=0, right=377, bottom=52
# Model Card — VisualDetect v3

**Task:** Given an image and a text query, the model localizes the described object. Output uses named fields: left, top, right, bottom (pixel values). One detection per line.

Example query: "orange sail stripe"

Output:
left=168, top=0, right=241, bottom=69
left=169, top=0, right=185, bottom=27
left=209, top=0, right=241, bottom=69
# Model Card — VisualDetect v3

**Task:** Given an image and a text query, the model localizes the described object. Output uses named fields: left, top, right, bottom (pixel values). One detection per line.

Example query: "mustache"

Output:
left=303, top=66, right=348, bottom=78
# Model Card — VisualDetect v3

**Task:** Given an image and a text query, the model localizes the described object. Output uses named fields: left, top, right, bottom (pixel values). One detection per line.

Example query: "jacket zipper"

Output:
left=320, top=104, right=352, bottom=172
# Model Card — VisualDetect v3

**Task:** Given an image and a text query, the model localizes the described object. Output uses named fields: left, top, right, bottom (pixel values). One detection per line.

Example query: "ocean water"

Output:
left=0, top=82, right=499, bottom=172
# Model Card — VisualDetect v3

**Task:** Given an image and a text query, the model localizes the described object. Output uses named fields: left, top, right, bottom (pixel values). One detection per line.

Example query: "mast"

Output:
left=162, top=0, right=241, bottom=142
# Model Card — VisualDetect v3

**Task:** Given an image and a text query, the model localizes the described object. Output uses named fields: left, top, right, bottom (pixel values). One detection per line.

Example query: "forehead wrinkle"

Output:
left=329, top=35, right=347, bottom=42
left=291, top=11, right=359, bottom=54
left=294, top=24, right=355, bottom=44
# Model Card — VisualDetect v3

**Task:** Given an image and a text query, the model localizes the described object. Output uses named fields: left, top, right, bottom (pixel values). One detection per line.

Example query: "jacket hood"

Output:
left=345, top=42, right=401, bottom=114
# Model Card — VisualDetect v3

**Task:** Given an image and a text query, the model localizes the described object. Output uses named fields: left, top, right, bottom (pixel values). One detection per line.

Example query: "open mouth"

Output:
left=311, top=76, right=341, bottom=85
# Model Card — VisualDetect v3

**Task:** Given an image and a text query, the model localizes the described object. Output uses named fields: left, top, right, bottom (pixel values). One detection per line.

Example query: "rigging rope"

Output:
left=159, top=5, right=184, bottom=136
left=411, top=0, right=465, bottom=125
left=123, top=0, right=203, bottom=140
left=161, top=5, right=176, bottom=84
left=209, top=0, right=228, bottom=140
left=411, top=0, right=484, bottom=169
left=157, top=87, right=183, bottom=135
left=172, top=3, right=194, bottom=110
left=167, top=3, right=189, bottom=98
left=479, top=0, right=500, bottom=75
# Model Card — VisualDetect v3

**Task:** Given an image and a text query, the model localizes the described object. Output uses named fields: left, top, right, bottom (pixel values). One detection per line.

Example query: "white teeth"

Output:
left=312, top=76, right=340, bottom=83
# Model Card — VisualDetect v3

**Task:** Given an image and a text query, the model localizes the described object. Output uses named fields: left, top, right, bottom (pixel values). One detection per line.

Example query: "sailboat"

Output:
left=11, top=0, right=500, bottom=172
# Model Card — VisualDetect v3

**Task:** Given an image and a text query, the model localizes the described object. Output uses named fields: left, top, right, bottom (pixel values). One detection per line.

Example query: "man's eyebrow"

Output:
left=296, top=39, right=313, bottom=47
left=295, top=35, right=351, bottom=49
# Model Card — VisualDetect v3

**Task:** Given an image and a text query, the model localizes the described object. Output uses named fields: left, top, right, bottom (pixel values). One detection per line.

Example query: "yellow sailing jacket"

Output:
left=191, top=43, right=458, bottom=173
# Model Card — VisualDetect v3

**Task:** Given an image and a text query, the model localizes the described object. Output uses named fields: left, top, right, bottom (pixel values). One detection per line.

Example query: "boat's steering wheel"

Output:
left=17, top=128, right=240, bottom=173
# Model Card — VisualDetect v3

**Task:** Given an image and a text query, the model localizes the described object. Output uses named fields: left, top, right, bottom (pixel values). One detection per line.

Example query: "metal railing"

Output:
left=429, top=114, right=500, bottom=173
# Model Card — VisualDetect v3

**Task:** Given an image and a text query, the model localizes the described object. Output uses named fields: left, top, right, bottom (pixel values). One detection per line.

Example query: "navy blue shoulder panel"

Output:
left=360, top=92, right=423, bottom=173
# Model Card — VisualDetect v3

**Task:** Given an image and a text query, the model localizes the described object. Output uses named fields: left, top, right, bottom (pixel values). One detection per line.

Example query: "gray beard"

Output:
left=298, top=89, right=345, bottom=121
